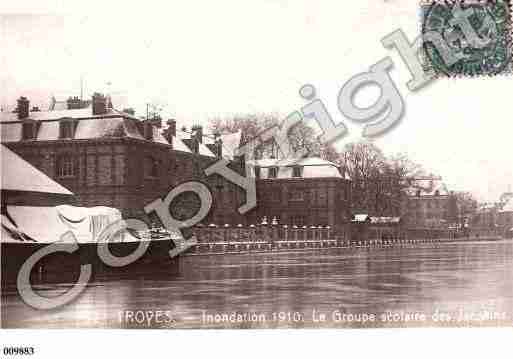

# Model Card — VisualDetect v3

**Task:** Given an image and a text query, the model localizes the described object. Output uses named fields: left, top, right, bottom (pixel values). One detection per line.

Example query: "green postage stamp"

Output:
left=421, top=0, right=513, bottom=77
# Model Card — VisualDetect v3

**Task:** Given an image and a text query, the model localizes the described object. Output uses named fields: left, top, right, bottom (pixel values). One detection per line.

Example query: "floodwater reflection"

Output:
left=2, top=240, right=512, bottom=328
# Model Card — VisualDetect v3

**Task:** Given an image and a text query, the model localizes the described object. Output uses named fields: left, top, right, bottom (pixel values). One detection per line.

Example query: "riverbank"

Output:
left=184, top=235, right=509, bottom=256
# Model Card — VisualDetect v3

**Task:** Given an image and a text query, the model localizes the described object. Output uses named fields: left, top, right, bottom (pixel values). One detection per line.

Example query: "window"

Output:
left=59, top=120, right=76, bottom=139
left=292, top=166, right=303, bottom=178
left=416, top=190, right=421, bottom=197
left=291, top=215, right=305, bottom=226
left=318, top=213, right=329, bottom=226
left=57, top=155, right=75, bottom=177
left=268, top=167, right=278, bottom=178
left=22, top=122, right=36, bottom=140
left=254, top=166, right=261, bottom=179
left=145, top=156, right=158, bottom=178
left=434, top=190, right=440, bottom=196
left=316, top=188, right=327, bottom=205
left=289, top=189, right=304, bottom=201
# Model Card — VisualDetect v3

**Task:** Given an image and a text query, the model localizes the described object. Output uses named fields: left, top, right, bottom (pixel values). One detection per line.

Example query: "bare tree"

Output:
left=338, top=141, right=425, bottom=216
left=208, top=113, right=336, bottom=160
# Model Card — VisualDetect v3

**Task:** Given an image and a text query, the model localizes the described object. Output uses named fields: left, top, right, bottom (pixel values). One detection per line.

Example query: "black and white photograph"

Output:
left=1, top=0, right=512, bottom=357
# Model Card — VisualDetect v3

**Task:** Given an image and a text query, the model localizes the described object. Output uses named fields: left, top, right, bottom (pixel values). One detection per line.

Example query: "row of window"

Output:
left=415, top=189, right=441, bottom=197
left=254, top=166, right=303, bottom=179
left=53, top=154, right=195, bottom=181
left=22, top=120, right=77, bottom=141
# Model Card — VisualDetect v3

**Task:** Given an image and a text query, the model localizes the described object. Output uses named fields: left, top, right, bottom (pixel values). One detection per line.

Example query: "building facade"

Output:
left=401, top=177, right=452, bottom=229
left=245, top=157, right=352, bottom=234
left=498, top=199, right=513, bottom=236
left=1, top=94, right=352, bottom=233
left=0, top=95, right=247, bottom=226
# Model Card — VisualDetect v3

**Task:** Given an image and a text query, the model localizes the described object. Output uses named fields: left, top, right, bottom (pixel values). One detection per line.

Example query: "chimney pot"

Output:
left=192, top=125, right=203, bottom=143
left=166, top=119, right=176, bottom=137
left=92, top=92, right=107, bottom=116
left=17, top=97, right=30, bottom=119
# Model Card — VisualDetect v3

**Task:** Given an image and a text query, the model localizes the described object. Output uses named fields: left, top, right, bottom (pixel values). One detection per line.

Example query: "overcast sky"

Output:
left=1, top=0, right=512, bottom=202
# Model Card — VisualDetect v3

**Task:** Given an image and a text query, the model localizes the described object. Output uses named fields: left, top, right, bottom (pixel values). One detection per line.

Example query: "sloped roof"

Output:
left=1, top=145, right=73, bottom=195
left=219, top=130, right=242, bottom=160
left=478, top=202, right=498, bottom=212
left=352, top=214, right=370, bottom=223
left=246, top=157, right=346, bottom=179
left=0, top=108, right=203, bottom=155
left=500, top=198, right=513, bottom=213
left=203, top=130, right=242, bottom=160
left=155, top=128, right=191, bottom=153
left=0, top=106, right=108, bottom=123
left=405, top=178, right=449, bottom=197
left=370, top=216, right=401, bottom=224
left=0, top=116, right=145, bottom=142
left=176, top=130, right=216, bottom=157
left=0, top=105, right=149, bottom=142
left=248, top=157, right=338, bottom=167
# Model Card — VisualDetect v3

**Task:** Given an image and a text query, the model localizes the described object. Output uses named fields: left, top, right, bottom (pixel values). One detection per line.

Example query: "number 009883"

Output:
left=3, top=347, right=35, bottom=356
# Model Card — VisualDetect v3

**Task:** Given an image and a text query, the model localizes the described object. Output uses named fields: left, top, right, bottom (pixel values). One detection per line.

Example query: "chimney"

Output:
left=17, top=97, right=30, bottom=119
left=162, top=119, right=176, bottom=146
left=167, top=119, right=176, bottom=137
left=216, top=138, right=223, bottom=158
left=66, top=96, right=84, bottom=110
left=92, top=93, right=107, bottom=116
left=192, top=125, right=203, bottom=143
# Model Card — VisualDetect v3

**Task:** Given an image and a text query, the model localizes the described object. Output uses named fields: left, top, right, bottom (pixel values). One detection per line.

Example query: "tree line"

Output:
left=208, top=113, right=477, bottom=219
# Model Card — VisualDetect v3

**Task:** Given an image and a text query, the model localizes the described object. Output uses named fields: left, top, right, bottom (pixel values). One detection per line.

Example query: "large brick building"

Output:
left=245, top=157, right=352, bottom=232
left=0, top=94, right=247, bottom=226
left=1, top=94, right=352, bottom=233
left=401, top=177, right=453, bottom=229
left=498, top=198, right=513, bottom=236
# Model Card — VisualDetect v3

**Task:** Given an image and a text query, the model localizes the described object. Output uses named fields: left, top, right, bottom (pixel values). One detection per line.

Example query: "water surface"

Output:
left=2, top=240, right=512, bottom=328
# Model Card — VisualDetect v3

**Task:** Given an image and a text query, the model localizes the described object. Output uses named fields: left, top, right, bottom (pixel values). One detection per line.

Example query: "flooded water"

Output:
left=2, top=239, right=513, bottom=329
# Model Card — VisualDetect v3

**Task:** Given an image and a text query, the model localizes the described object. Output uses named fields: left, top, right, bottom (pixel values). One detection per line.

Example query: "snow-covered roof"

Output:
left=0, top=106, right=111, bottom=123
left=1, top=145, right=73, bottom=195
left=405, top=178, right=449, bottom=197
left=203, top=130, right=242, bottom=160
left=352, top=214, right=370, bottom=223
left=246, top=157, right=348, bottom=179
left=176, top=130, right=216, bottom=157
left=155, top=128, right=191, bottom=153
left=0, top=107, right=210, bottom=158
left=219, top=130, right=242, bottom=160
left=352, top=215, right=401, bottom=224
left=500, top=198, right=513, bottom=213
left=370, top=216, right=401, bottom=224
left=478, top=202, right=497, bottom=212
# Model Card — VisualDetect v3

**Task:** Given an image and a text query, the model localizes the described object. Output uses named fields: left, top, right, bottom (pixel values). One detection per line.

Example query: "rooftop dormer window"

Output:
left=292, top=166, right=303, bottom=178
left=59, top=119, right=77, bottom=139
left=434, top=190, right=440, bottom=196
left=268, top=166, right=278, bottom=179
left=21, top=121, right=38, bottom=140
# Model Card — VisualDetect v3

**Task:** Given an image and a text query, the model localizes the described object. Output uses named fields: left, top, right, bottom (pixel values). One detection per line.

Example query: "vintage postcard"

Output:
left=1, top=0, right=512, bottom=357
